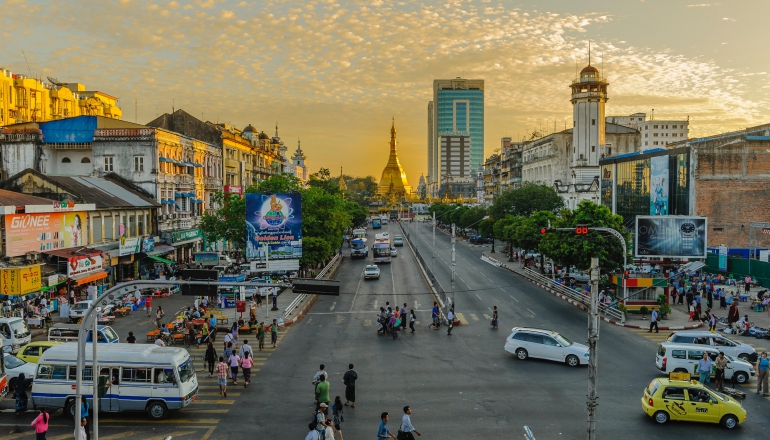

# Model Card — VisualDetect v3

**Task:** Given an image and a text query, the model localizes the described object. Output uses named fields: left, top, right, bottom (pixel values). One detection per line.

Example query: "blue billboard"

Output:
left=650, top=156, right=669, bottom=215
left=245, top=193, right=302, bottom=260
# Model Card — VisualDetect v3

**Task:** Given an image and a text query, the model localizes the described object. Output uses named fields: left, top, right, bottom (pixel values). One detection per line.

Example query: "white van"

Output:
left=665, top=330, right=757, bottom=362
left=48, top=324, right=120, bottom=344
left=68, top=300, right=93, bottom=323
left=0, top=317, right=32, bottom=354
left=32, top=343, right=198, bottom=420
left=656, top=343, right=755, bottom=384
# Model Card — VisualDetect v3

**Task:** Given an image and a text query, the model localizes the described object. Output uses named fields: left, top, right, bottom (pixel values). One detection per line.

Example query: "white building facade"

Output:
left=606, top=113, right=689, bottom=148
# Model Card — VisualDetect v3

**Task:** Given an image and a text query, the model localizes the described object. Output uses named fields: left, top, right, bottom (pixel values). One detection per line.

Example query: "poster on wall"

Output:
left=119, top=237, right=141, bottom=256
left=245, top=193, right=302, bottom=260
left=635, top=216, right=707, bottom=259
left=67, top=254, right=104, bottom=277
left=0, top=265, right=42, bottom=296
left=650, top=156, right=669, bottom=216
left=5, top=212, right=88, bottom=257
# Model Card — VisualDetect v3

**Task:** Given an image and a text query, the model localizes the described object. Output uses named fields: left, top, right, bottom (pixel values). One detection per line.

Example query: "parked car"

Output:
left=504, top=327, right=589, bottom=367
left=68, top=300, right=93, bottom=323
left=364, top=265, right=380, bottom=280
left=469, top=235, right=493, bottom=244
left=665, top=331, right=757, bottom=362
left=4, top=352, right=36, bottom=390
left=557, top=267, right=591, bottom=283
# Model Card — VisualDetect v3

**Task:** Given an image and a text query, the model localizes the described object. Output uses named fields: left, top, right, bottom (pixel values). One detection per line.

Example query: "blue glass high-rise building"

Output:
left=428, top=78, right=484, bottom=195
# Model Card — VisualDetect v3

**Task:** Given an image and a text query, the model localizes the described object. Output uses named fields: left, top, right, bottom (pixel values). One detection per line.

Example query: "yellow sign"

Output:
left=669, top=371, right=691, bottom=382
left=0, top=265, right=42, bottom=295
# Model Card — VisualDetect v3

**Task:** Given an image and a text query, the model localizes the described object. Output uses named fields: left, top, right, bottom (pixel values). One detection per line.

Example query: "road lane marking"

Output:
left=146, top=432, right=195, bottom=440
left=526, top=308, right=536, bottom=316
left=374, top=300, right=378, bottom=309
left=99, top=419, right=221, bottom=424
left=330, top=301, right=336, bottom=311
left=191, top=400, right=235, bottom=404
left=100, top=432, right=139, bottom=439
left=509, top=294, right=519, bottom=303
left=364, top=319, right=372, bottom=327
left=349, top=267, right=366, bottom=312
left=483, top=314, right=491, bottom=320
left=198, top=392, right=241, bottom=396
left=456, top=312, right=469, bottom=325
left=470, top=313, right=479, bottom=321
left=202, top=426, right=218, bottom=440
left=475, top=293, right=482, bottom=301
left=179, top=409, right=229, bottom=413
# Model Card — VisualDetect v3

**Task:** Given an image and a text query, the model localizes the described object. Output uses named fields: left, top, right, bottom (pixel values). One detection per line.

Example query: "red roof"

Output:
left=581, top=65, right=599, bottom=74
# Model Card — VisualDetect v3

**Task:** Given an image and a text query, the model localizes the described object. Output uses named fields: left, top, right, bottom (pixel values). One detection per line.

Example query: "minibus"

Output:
left=48, top=324, right=120, bottom=343
left=31, top=343, right=198, bottom=419
left=0, top=317, right=32, bottom=354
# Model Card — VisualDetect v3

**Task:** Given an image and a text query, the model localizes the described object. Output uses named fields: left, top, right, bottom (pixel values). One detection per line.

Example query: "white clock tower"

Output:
left=570, top=60, right=608, bottom=182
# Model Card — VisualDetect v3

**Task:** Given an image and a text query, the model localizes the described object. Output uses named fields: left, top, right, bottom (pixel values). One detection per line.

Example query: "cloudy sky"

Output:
left=2, top=0, right=768, bottom=182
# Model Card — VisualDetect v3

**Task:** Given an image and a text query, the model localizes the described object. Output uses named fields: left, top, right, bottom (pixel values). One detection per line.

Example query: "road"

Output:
left=5, top=219, right=769, bottom=438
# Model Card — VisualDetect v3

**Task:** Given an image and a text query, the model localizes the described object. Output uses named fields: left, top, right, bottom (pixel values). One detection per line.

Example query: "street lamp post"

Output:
left=450, top=223, right=456, bottom=312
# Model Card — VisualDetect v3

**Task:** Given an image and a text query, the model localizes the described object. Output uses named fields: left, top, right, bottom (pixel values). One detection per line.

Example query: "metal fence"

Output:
left=521, top=268, right=624, bottom=321
left=282, top=252, right=342, bottom=320
left=400, top=222, right=448, bottom=307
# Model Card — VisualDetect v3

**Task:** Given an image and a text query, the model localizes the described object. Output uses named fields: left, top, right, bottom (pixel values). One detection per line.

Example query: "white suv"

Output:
left=656, top=343, right=755, bottom=384
left=504, top=327, right=589, bottom=367
left=665, top=330, right=757, bottom=362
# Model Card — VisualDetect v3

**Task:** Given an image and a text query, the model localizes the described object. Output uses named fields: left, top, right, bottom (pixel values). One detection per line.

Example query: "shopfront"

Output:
left=0, top=264, right=43, bottom=319
left=171, top=228, right=203, bottom=263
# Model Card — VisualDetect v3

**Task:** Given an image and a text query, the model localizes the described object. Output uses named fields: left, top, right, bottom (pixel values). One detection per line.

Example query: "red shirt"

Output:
left=216, top=362, right=229, bottom=379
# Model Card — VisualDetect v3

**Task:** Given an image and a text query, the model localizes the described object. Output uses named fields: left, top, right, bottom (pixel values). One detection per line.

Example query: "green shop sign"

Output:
left=172, top=228, right=202, bottom=243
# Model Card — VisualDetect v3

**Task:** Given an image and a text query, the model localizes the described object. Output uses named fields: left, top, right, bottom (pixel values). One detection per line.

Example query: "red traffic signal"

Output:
left=540, top=228, right=553, bottom=234
left=575, top=225, right=589, bottom=235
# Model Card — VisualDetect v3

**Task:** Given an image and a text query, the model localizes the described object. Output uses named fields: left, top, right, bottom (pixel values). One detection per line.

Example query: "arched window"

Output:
left=62, top=157, right=71, bottom=163
left=81, top=157, right=91, bottom=163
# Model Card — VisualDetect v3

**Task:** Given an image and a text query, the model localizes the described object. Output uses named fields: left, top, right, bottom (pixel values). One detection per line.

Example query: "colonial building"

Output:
left=0, top=68, right=122, bottom=126
left=606, top=112, right=690, bottom=149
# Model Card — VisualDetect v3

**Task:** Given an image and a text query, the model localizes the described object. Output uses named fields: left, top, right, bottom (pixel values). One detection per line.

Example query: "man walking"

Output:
left=648, top=308, right=659, bottom=333
left=728, top=301, right=740, bottom=328
left=447, top=308, right=455, bottom=335
left=271, top=287, right=278, bottom=310
left=377, top=412, right=397, bottom=440
left=270, top=319, right=278, bottom=347
left=429, top=302, right=440, bottom=330
left=343, top=364, right=357, bottom=408
left=400, top=406, right=422, bottom=439
left=238, top=339, right=253, bottom=358
left=315, top=375, right=330, bottom=414
left=400, top=303, right=408, bottom=330
left=215, top=356, right=229, bottom=397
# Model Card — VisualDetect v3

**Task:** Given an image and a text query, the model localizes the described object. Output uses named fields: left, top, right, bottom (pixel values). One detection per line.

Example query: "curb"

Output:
left=488, top=255, right=705, bottom=331
left=283, top=254, right=343, bottom=327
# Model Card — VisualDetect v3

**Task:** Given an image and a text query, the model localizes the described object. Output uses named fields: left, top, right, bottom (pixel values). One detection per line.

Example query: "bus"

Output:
left=0, top=348, right=6, bottom=397
left=372, top=218, right=382, bottom=229
left=31, top=343, right=198, bottom=420
left=373, top=233, right=392, bottom=263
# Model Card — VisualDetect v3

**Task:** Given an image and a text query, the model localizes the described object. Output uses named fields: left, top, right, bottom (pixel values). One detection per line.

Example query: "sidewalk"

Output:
left=482, top=253, right=705, bottom=330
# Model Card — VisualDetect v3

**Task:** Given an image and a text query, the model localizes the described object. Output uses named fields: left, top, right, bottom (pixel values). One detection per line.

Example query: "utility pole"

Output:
left=587, top=257, right=600, bottom=440
left=451, top=223, right=456, bottom=313
left=432, top=211, right=436, bottom=276
left=92, top=318, right=99, bottom=440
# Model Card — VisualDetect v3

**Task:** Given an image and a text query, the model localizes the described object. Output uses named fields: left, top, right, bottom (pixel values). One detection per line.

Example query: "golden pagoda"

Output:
left=377, top=118, right=412, bottom=196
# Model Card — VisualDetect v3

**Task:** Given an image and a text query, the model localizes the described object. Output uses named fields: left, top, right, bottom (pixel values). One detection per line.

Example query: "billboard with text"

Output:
left=5, top=212, right=88, bottom=257
left=245, top=193, right=302, bottom=260
left=635, top=216, right=707, bottom=259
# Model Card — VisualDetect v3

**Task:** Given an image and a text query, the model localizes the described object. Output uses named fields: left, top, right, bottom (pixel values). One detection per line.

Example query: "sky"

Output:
left=1, top=0, right=769, bottom=184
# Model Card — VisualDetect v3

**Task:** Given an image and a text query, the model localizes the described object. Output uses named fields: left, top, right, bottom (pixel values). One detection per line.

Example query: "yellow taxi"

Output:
left=641, top=372, right=746, bottom=429
left=16, top=341, right=61, bottom=364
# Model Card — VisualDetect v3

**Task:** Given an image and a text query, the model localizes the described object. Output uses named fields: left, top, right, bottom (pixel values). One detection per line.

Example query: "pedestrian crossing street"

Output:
left=629, top=328, right=770, bottom=401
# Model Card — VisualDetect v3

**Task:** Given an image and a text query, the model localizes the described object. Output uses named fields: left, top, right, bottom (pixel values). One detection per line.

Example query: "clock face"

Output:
left=680, top=223, right=696, bottom=234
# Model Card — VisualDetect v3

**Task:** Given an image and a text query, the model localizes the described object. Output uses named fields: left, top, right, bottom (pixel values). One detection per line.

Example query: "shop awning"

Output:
left=147, top=255, right=175, bottom=264
left=145, top=244, right=175, bottom=256
left=71, top=271, right=108, bottom=286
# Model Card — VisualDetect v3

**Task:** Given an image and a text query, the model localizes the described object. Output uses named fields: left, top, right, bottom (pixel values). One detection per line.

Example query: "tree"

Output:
left=308, top=167, right=340, bottom=195
left=494, top=215, right=524, bottom=259
left=538, top=200, right=630, bottom=272
left=248, top=173, right=301, bottom=194
left=345, top=175, right=378, bottom=207
left=488, top=182, right=563, bottom=220
left=300, top=236, right=332, bottom=267
left=200, top=192, right=247, bottom=249
left=515, top=211, right=557, bottom=253
left=478, top=218, right=495, bottom=239
left=457, top=206, right=487, bottom=230
left=345, top=201, right=368, bottom=227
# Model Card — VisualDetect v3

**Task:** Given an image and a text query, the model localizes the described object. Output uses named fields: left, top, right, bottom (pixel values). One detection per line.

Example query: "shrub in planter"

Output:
left=639, top=305, right=649, bottom=319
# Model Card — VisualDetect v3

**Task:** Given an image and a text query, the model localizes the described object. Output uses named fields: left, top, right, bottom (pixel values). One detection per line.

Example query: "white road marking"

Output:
left=374, top=300, right=378, bottom=309
left=330, top=302, right=336, bottom=312
left=414, top=301, right=421, bottom=310
left=349, top=267, right=366, bottom=312
left=526, top=308, right=536, bottom=315
left=475, top=293, right=482, bottom=301
left=488, top=307, right=494, bottom=312
left=509, top=294, right=519, bottom=303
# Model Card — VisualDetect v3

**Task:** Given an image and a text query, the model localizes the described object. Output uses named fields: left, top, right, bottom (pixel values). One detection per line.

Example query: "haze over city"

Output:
left=1, top=0, right=768, bottom=180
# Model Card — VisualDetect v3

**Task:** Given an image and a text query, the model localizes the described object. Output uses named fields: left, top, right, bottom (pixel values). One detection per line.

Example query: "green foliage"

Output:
left=200, top=192, right=246, bottom=249
left=307, top=167, right=340, bottom=195
left=538, top=200, right=630, bottom=272
left=344, top=175, right=378, bottom=207
left=302, top=187, right=351, bottom=255
left=488, top=182, right=564, bottom=220
left=494, top=215, right=524, bottom=248
left=300, top=236, right=332, bottom=267
left=657, top=294, right=672, bottom=317
left=479, top=218, right=495, bottom=239
left=345, top=201, right=369, bottom=227
left=457, top=206, right=487, bottom=230
left=247, top=173, right=301, bottom=194
left=617, top=303, right=628, bottom=317
left=514, top=211, right=557, bottom=253
left=639, top=305, right=649, bottom=316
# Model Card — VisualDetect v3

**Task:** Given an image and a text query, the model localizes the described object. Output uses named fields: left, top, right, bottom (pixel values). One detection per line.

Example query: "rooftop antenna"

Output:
left=172, top=99, right=175, bottom=114
left=134, top=99, right=138, bottom=123
left=21, top=50, right=32, bottom=76
left=588, top=40, right=591, bottom=65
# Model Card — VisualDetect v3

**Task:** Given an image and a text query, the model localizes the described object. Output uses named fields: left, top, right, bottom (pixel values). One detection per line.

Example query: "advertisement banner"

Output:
left=194, top=252, right=220, bottom=266
left=650, top=156, right=669, bottom=216
left=119, top=237, right=141, bottom=256
left=245, top=193, right=302, bottom=260
left=142, top=237, right=155, bottom=253
left=635, top=216, right=707, bottom=259
left=5, top=212, right=89, bottom=257
left=0, top=265, right=42, bottom=295
left=172, top=228, right=202, bottom=243
left=67, top=254, right=104, bottom=277
left=718, top=245, right=728, bottom=271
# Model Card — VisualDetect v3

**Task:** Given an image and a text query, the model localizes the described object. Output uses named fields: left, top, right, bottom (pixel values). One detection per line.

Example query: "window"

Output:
left=591, top=145, right=595, bottom=153
left=671, top=350, right=687, bottom=359
left=61, top=157, right=71, bottom=163
left=653, top=141, right=658, bottom=145
left=592, top=119, right=596, bottom=126
left=645, top=133, right=648, bottom=138
left=68, top=366, right=93, bottom=381
left=653, top=125, right=658, bottom=129
left=81, top=157, right=90, bottom=163
left=672, top=125, right=677, bottom=129
left=654, top=133, right=659, bottom=137
left=134, top=156, right=144, bottom=172
left=525, top=334, right=544, bottom=344
left=123, top=367, right=152, bottom=383
left=23, top=345, right=40, bottom=357
left=672, top=133, right=677, bottom=137
left=606, top=147, right=612, bottom=156
left=687, top=349, right=707, bottom=360
left=104, top=157, right=114, bottom=172
left=662, top=387, right=686, bottom=400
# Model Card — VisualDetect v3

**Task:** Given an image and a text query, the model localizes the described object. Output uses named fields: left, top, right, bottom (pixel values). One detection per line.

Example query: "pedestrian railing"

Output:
left=521, top=268, right=624, bottom=321
left=399, top=222, right=448, bottom=308
left=282, top=252, right=342, bottom=320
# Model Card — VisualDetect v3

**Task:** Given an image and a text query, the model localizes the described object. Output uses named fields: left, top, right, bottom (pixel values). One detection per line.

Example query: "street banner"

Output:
left=5, top=211, right=88, bottom=257
left=245, top=193, right=302, bottom=260
left=119, top=236, right=141, bottom=256
left=650, top=156, right=669, bottom=216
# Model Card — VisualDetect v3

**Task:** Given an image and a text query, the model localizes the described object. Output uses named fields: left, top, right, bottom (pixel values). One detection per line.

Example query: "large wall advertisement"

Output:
left=650, top=156, right=669, bottom=216
left=5, top=212, right=88, bottom=257
left=635, top=216, right=707, bottom=259
left=245, top=193, right=302, bottom=260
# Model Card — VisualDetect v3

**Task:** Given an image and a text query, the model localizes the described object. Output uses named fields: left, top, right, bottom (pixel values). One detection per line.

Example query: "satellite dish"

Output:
left=47, top=76, right=64, bottom=87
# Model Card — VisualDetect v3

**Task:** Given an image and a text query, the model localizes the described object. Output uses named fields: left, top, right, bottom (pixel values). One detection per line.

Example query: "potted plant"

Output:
left=617, top=303, right=628, bottom=324
left=639, top=305, right=649, bottom=320
left=659, top=303, right=672, bottom=319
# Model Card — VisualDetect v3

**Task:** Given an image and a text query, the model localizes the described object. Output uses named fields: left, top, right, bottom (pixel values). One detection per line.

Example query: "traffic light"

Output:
left=540, top=228, right=553, bottom=234
left=575, top=224, right=589, bottom=235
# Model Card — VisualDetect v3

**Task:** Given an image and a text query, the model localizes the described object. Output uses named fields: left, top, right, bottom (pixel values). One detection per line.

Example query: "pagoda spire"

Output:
left=377, top=117, right=411, bottom=196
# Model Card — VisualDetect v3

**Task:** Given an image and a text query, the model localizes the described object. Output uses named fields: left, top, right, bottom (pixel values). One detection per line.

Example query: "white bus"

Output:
left=373, top=233, right=392, bottom=263
left=31, top=343, right=198, bottom=420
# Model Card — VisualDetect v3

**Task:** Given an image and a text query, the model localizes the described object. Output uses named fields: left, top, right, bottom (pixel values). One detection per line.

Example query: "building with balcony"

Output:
left=0, top=68, right=122, bottom=126
left=483, top=153, right=501, bottom=203
left=606, top=112, right=690, bottom=149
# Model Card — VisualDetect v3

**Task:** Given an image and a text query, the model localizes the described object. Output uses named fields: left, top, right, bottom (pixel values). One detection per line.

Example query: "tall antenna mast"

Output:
left=588, top=40, right=591, bottom=65
left=21, top=50, right=33, bottom=76
left=134, top=99, right=138, bottom=123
